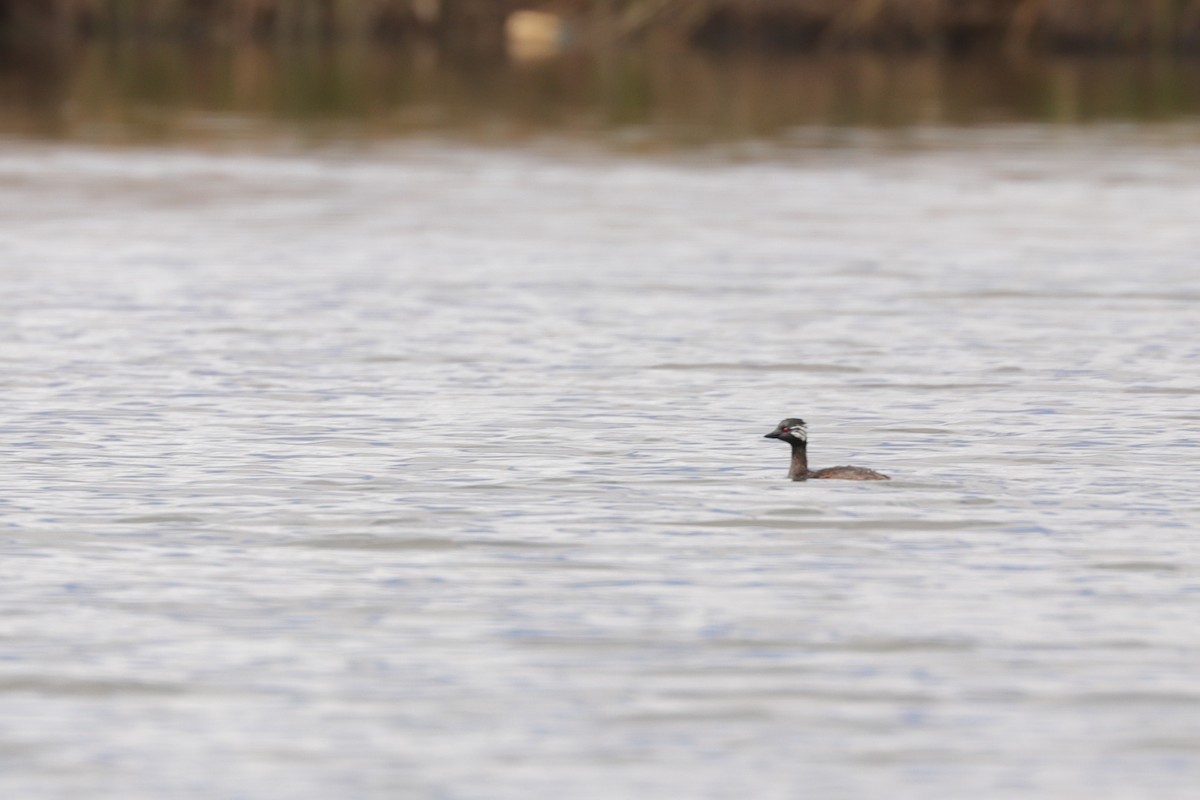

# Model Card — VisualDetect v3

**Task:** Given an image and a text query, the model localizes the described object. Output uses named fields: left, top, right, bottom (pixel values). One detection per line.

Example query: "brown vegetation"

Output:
left=0, top=1, right=515, bottom=45
left=2, top=1, right=1200, bottom=53
left=677, top=0, right=1200, bottom=53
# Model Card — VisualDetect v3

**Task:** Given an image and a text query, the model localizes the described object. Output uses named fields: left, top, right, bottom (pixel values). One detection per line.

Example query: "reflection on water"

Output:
left=3, top=42, right=1200, bottom=144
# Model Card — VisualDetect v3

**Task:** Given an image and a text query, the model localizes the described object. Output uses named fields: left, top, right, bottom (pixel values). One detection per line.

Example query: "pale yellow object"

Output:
left=505, top=10, right=565, bottom=60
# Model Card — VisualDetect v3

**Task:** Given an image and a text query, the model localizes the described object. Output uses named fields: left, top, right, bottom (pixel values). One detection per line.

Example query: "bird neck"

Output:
left=788, top=441, right=810, bottom=481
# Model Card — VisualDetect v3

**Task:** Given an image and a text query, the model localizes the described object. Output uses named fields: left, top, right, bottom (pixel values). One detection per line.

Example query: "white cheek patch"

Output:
left=784, top=426, right=807, bottom=441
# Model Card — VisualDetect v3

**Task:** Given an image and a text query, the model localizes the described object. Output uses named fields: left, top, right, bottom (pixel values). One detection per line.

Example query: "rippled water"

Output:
left=1, top=134, right=1198, bottom=799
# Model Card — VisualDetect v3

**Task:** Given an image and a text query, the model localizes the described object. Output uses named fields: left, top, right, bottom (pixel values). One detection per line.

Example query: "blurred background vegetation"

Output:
left=5, top=1, right=1200, bottom=51
left=3, top=1, right=1200, bottom=145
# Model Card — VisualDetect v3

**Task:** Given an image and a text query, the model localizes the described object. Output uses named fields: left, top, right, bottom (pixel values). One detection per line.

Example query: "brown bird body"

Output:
left=763, top=418, right=889, bottom=482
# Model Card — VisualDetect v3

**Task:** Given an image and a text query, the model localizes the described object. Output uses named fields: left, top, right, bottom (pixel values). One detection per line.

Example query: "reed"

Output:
left=0, top=1, right=510, bottom=43
left=2, top=0, right=1200, bottom=53
left=12, top=39, right=1197, bottom=147
left=664, top=0, right=1200, bottom=53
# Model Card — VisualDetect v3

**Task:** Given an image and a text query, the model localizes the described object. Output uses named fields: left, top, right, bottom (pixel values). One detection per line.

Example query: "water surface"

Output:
left=0, top=134, right=1198, bottom=799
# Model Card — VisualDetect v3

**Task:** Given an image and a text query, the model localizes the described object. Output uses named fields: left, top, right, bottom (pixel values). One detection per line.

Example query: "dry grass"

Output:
left=0, top=1, right=511, bottom=42
left=3, top=0, right=1200, bottom=52
left=671, top=0, right=1200, bottom=53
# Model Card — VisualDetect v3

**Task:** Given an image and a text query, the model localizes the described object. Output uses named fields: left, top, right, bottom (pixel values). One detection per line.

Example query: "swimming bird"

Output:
left=763, top=418, right=889, bottom=481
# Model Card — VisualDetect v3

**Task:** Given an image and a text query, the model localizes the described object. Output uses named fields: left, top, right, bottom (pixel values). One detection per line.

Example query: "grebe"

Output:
left=763, top=418, right=889, bottom=481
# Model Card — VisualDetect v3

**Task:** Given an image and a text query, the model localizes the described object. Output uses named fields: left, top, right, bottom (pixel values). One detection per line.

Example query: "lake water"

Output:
left=1, top=132, right=1198, bottom=799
